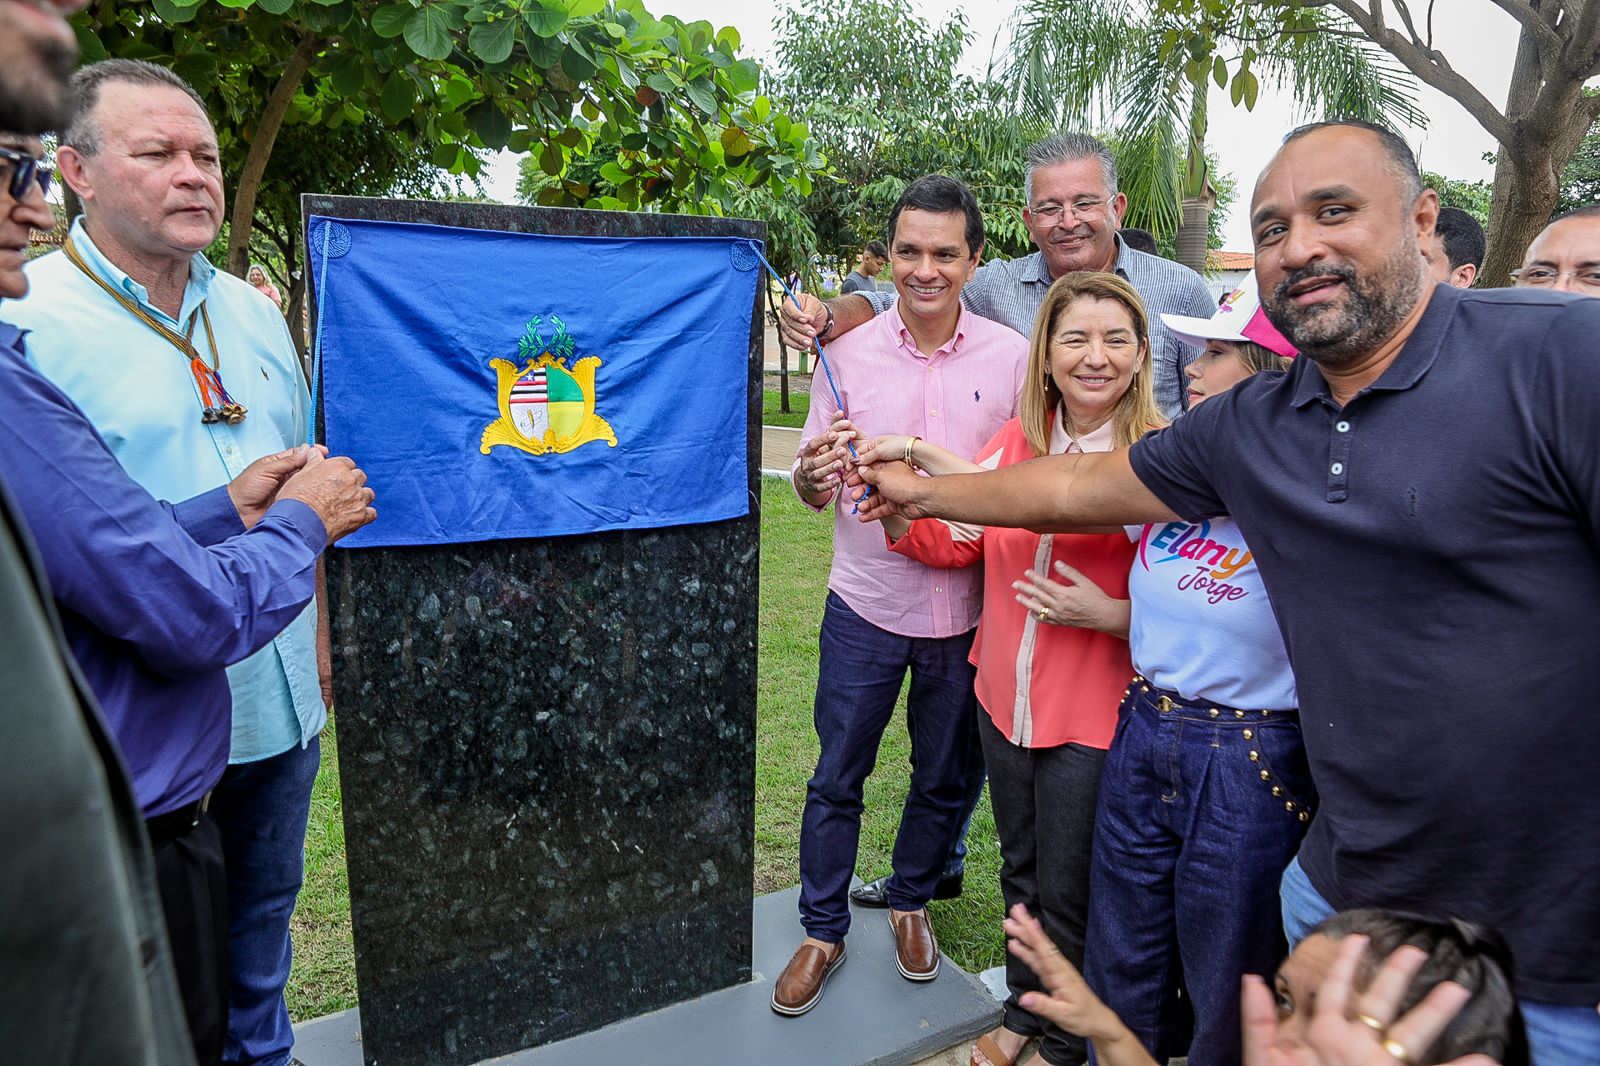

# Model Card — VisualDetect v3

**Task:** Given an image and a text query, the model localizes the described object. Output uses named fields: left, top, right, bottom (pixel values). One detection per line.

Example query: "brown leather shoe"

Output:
left=888, top=908, right=939, bottom=981
left=770, top=939, right=846, bottom=1016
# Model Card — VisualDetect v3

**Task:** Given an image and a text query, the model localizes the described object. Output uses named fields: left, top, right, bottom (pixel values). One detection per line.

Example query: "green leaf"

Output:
left=599, top=161, right=631, bottom=184
left=468, top=100, right=512, bottom=148
left=539, top=142, right=563, bottom=175
left=213, top=0, right=251, bottom=9
left=331, top=53, right=366, bottom=96
left=508, top=129, right=534, bottom=152
left=468, top=18, right=518, bottom=63
left=523, top=1, right=567, bottom=37
left=560, top=39, right=599, bottom=81
left=715, top=25, right=740, bottom=52
left=720, top=125, right=753, bottom=157
left=525, top=31, right=563, bottom=66
left=151, top=0, right=200, bottom=23
left=645, top=72, right=677, bottom=95
left=727, top=58, right=759, bottom=94
left=73, top=25, right=109, bottom=62
left=404, top=6, right=454, bottom=61
left=627, top=16, right=671, bottom=41
left=566, top=0, right=605, bottom=16
left=255, top=0, right=294, bottom=13
left=1211, top=55, right=1227, bottom=89
left=371, top=4, right=412, bottom=38
left=685, top=77, right=717, bottom=115
left=440, top=74, right=475, bottom=109
left=1229, top=70, right=1245, bottom=107
left=380, top=75, right=416, bottom=123
left=1241, top=70, right=1259, bottom=111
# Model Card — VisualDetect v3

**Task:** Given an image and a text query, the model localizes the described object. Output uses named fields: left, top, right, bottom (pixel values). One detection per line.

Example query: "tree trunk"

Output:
left=1478, top=17, right=1595, bottom=287
left=225, top=34, right=320, bottom=278
left=1174, top=82, right=1211, bottom=274
left=1482, top=147, right=1563, bottom=289
left=281, top=230, right=307, bottom=366
left=1175, top=198, right=1212, bottom=273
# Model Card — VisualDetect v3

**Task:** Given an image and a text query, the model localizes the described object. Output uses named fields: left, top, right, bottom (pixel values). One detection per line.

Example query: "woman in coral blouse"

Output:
left=857, top=272, right=1164, bottom=1066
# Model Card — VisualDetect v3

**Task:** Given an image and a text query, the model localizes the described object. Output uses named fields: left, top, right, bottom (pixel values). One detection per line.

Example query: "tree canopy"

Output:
left=1002, top=0, right=1422, bottom=270
left=765, top=0, right=1048, bottom=273
left=75, top=0, right=822, bottom=278
left=1152, top=0, right=1600, bottom=285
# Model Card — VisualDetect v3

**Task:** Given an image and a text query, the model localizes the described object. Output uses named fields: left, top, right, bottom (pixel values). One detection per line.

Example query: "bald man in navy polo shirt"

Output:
left=855, top=120, right=1600, bottom=1066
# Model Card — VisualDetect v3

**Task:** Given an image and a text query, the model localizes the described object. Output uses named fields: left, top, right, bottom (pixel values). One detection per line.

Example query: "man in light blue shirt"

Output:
left=10, top=59, right=325, bottom=1066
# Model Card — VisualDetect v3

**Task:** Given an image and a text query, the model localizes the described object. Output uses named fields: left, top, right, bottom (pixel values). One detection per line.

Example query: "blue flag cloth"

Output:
left=308, top=216, right=758, bottom=547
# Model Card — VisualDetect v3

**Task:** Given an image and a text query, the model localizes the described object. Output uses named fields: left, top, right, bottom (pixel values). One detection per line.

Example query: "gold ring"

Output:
left=1381, top=1038, right=1414, bottom=1065
left=1354, top=1013, right=1387, bottom=1036
left=1038, top=607, right=1050, bottom=621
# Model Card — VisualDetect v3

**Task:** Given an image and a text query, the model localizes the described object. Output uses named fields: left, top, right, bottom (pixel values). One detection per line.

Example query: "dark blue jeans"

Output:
left=211, top=736, right=322, bottom=1066
left=799, top=592, right=978, bottom=941
left=1085, top=681, right=1313, bottom=1066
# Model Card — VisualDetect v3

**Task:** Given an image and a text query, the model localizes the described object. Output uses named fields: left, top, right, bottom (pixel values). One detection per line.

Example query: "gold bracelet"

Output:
left=902, top=436, right=920, bottom=469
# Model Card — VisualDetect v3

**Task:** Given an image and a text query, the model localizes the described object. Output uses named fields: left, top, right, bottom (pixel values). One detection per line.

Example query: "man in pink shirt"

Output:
left=773, top=176, right=1028, bottom=1017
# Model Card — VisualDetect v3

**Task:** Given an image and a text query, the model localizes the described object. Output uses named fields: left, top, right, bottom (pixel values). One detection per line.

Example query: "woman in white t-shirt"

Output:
left=1078, top=273, right=1307, bottom=1066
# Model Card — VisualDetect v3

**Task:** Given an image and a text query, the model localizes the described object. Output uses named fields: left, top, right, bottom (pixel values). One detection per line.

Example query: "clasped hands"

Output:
left=794, top=417, right=929, bottom=517
left=227, top=443, right=377, bottom=543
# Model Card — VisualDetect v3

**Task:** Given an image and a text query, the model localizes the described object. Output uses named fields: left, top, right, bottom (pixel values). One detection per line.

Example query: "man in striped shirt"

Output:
left=783, top=132, right=1214, bottom=421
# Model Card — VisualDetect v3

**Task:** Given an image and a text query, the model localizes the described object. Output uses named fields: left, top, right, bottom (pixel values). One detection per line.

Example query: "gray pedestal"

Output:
left=306, top=197, right=763, bottom=1066
left=292, top=886, right=1001, bottom=1066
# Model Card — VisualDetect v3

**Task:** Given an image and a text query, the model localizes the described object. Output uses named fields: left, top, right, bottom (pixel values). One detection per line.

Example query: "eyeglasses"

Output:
left=1510, top=265, right=1600, bottom=289
left=0, top=146, right=53, bottom=200
left=1030, top=198, right=1108, bottom=223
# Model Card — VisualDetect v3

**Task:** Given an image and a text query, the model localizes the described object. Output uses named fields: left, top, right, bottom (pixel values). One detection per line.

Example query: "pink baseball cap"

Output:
left=1161, top=270, right=1297, bottom=359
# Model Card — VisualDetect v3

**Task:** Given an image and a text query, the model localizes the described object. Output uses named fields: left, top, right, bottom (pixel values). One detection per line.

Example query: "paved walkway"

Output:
left=761, top=425, right=802, bottom=474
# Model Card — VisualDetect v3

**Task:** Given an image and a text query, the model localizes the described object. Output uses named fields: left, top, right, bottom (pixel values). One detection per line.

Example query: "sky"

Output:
left=481, top=0, right=1520, bottom=252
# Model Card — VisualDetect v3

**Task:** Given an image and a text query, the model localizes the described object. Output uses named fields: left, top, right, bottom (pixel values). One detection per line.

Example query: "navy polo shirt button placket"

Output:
left=1323, top=404, right=1354, bottom=504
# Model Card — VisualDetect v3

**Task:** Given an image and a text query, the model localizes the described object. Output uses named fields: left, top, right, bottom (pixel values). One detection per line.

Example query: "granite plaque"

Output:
left=304, top=196, right=762, bottom=1066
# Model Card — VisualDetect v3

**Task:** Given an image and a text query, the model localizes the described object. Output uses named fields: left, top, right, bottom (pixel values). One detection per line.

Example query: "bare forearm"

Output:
left=825, top=293, right=876, bottom=339
left=792, top=467, right=835, bottom=510
left=906, top=438, right=982, bottom=477
left=909, top=452, right=1177, bottom=531
left=1089, top=599, right=1132, bottom=640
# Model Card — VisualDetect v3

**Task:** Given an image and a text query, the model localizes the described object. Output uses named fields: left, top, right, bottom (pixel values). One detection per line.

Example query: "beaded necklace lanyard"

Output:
left=62, top=234, right=248, bottom=425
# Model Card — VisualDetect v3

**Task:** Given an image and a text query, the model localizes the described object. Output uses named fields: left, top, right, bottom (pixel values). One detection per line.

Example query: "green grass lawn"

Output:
left=762, top=386, right=810, bottom=429
left=286, top=479, right=1004, bottom=1020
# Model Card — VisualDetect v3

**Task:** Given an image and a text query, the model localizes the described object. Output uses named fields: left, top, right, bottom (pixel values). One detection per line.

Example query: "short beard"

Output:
left=0, top=36, right=76, bottom=134
left=1265, top=243, right=1425, bottom=369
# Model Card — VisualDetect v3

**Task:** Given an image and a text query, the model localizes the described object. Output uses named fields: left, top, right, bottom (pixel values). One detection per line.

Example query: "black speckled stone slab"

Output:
left=303, top=196, right=763, bottom=1066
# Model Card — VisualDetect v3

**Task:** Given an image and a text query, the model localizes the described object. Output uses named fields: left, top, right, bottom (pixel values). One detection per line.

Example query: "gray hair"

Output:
left=63, top=59, right=208, bottom=156
left=1024, top=132, right=1118, bottom=205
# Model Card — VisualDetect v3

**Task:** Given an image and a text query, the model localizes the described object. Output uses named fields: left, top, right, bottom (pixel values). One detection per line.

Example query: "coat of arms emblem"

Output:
left=480, top=315, right=617, bottom=456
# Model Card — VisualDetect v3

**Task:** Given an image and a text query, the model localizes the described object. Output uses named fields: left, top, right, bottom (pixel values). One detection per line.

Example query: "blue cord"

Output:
left=744, top=242, right=870, bottom=504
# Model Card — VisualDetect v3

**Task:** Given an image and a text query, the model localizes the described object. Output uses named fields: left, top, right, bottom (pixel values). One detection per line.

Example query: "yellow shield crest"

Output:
left=480, top=316, right=617, bottom=456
